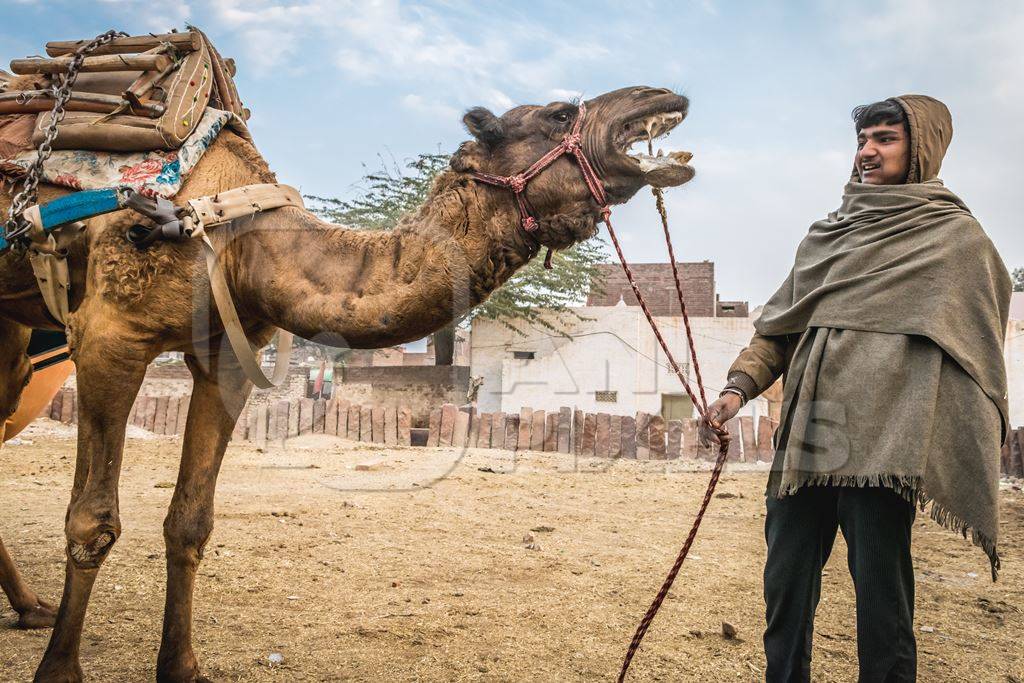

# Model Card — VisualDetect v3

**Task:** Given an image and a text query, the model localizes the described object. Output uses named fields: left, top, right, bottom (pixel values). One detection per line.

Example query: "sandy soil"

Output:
left=1, top=421, right=1022, bottom=682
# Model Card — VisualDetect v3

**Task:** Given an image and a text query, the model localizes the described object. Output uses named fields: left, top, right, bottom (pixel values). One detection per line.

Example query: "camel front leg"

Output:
left=157, top=354, right=250, bottom=683
left=34, top=331, right=149, bottom=683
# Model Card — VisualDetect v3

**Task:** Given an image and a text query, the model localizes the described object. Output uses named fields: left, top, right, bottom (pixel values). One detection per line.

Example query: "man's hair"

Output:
left=851, top=99, right=907, bottom=133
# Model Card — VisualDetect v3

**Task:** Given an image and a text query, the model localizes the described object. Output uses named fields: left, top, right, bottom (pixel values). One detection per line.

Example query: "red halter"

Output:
left=470, top=102, right=611, bottom=234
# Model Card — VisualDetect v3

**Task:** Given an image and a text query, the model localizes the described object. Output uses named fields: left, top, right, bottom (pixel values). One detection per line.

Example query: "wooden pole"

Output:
left=0, top=90, right=165, bottom=117
left=45, top=32, right=199, bottom=57
left=10, top=53, right=172, bottom=75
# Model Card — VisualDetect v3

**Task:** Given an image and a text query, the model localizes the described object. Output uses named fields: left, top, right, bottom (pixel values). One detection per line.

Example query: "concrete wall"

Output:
left=470, top=305, right=768, bottom=424
left=1007, top=318, right=1024, bottom=428
left=337, top=365, right=470, bottom=426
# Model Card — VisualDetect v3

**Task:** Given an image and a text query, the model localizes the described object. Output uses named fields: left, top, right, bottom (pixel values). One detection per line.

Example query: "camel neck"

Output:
left=228, top=176, right=538, bottom=349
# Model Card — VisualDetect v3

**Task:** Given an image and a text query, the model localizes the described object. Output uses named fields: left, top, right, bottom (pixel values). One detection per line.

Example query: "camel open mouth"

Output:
left=618, top=111, right=695, bottom=188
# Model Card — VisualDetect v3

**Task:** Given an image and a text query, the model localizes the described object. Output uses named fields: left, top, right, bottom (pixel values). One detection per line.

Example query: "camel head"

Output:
left=451, top=86, right=692, bottom=248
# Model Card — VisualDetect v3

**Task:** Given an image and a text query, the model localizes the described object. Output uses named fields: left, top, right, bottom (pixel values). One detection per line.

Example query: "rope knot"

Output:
left=561, top=132, right=582, bottom=152
left=508, top=174, right=527, bottom=194
left=599, top=206, right=612, bottom=223
left=522, top=216, right=538, bottom=232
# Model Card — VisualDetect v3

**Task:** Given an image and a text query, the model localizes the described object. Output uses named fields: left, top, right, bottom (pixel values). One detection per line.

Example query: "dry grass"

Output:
left=1, top=423, right=1022, bottom=681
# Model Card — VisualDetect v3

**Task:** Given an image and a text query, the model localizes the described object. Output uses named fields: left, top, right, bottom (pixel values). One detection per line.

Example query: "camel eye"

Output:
left=552, top=111, right=571, bottom=123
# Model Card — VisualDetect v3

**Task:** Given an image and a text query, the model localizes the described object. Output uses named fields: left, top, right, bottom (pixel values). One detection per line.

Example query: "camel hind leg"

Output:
left=0, top=320, right=58, bottom=629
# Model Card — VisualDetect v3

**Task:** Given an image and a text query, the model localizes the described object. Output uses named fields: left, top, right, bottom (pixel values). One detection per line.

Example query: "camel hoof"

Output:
left=32, top=661, right=83, bottom=683
left=156, top=663, right=213, bottom=683
left=16, top=599, right=57, bottom=629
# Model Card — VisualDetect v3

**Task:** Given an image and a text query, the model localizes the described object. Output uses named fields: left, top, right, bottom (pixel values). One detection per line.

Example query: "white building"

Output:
left=1007, top=292, right=1024, bottom=428
left=470, top=302, right=772, bottom=424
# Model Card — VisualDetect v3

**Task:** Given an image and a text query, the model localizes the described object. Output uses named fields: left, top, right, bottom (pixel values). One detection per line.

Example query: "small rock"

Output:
left=268, top=652, right=284, bottom=667
left=715, top=492, right=738, bottom=499
left=391, top=581, right=400, bottom=588
left=286, top=595, right=300, bottom=601
left=531, top=525, right=555, bottom=533
left=522, top=533, right=535, bottom=544
left=721, top=622, right=738, bottom=639
left=920, top=625, right=935, bottom=633
left=154, top=482, right=175, bottom=489
left=525, top=543, right=541, bottom=551
left=966, top=572, right=978, bottom=578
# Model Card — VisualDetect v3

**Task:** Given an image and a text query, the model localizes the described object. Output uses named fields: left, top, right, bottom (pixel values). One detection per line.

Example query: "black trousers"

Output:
left=763, top=485, right=916, bottom=683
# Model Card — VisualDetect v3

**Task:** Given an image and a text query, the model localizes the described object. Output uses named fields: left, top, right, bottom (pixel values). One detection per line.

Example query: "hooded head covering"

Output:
left=851, top=94, right=953, bottom=183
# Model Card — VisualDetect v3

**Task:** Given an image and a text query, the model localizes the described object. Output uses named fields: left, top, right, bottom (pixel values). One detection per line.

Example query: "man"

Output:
left=699, top=96, right=1011, bottom=682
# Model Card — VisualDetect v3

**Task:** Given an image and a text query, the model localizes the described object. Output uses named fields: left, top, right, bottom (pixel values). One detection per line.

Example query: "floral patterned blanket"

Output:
left=0, top=108, right=239, bottom=199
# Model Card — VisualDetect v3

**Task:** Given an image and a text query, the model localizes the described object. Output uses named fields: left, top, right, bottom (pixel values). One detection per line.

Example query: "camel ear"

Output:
left=463, top=107, right=504, bottom=146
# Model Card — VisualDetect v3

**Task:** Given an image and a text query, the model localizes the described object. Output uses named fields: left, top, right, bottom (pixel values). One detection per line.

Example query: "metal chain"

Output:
left=4, top=29, right=127, bottom=243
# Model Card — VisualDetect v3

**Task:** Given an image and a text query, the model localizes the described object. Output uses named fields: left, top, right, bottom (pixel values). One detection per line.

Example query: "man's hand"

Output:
left=698, top=393, right=743, bottom=450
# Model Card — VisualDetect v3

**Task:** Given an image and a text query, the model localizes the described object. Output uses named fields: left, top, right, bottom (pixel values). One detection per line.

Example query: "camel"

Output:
left=0, top=85, right=692, bottom=681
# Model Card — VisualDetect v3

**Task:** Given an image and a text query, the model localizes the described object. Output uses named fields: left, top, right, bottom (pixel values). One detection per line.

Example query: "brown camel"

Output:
left=0, top=85, right=692, bottom=681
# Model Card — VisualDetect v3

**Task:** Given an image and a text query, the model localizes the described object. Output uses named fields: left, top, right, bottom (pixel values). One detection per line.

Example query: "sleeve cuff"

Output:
left=723, top=371, right=758, bottom=403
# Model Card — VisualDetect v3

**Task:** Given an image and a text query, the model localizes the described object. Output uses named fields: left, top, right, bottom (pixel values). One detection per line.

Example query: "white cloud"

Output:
left=400, top=94, right=459, bottom=121
left=204, top=0, right=608, bottom=113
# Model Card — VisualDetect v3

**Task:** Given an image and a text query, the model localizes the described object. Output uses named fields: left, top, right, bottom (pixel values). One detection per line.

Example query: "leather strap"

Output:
left=21, top=205, right=71, bottom=324
left=185, top=183, right=302, bottom=389
left=186, top=183, right=303, bottom=229
left=200, top=232, right=293, bottom=389
left=27, top=239, right=70, bottom=324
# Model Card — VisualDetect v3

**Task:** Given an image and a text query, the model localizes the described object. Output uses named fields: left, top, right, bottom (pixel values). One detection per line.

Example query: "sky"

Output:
left=2, top=0, right=1022, bottom=307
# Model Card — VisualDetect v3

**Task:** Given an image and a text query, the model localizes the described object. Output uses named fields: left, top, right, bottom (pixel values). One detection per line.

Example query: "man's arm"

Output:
left=699, top=332, right=792, bottom=448
left=723, top=332, right=792, bottom=403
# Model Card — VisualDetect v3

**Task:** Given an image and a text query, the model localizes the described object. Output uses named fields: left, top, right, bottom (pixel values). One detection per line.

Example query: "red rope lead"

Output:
left=653, top=187, right=709, bottom=413
left=468, top=100, right=727, bottom=680
left=604, top=212, right=730, bottom=683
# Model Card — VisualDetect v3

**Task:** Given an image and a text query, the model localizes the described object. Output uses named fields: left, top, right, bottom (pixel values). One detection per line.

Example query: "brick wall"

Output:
left=587, top=262, right=717, bottom=316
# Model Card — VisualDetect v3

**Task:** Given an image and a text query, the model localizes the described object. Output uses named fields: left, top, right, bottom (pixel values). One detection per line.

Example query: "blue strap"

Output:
left=2, top=187, right=128, bottom=253
left=38, top=188, right=124, bottom=230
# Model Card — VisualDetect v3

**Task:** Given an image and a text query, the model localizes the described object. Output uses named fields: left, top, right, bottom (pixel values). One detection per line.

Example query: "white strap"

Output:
left=27, top=241, right=70, bottom=325
left=200, top=233, right=292, bottom=389
left=187, top=183, right=303, bottom=229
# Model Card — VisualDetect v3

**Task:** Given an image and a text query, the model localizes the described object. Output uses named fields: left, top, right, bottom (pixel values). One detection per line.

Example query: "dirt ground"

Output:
left=2, top=421, right=1022, bottom=682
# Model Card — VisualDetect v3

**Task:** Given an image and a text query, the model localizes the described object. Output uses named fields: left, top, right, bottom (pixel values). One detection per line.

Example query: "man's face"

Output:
left=855, top=123, right=910, bottom=184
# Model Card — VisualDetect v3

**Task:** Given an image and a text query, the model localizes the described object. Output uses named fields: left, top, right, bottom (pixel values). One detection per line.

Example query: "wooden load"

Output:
left=0, top=29, right=248, bottom=153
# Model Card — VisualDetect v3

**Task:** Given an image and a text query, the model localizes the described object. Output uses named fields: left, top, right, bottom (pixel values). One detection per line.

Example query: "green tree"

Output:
left=306, top=152, right=606, bottom=364
left=1013, top=267, right=1023, bottom=292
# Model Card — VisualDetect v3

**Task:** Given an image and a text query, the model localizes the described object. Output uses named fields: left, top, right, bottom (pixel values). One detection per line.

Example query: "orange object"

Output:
left=2, top=337, right=73, bottom=442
